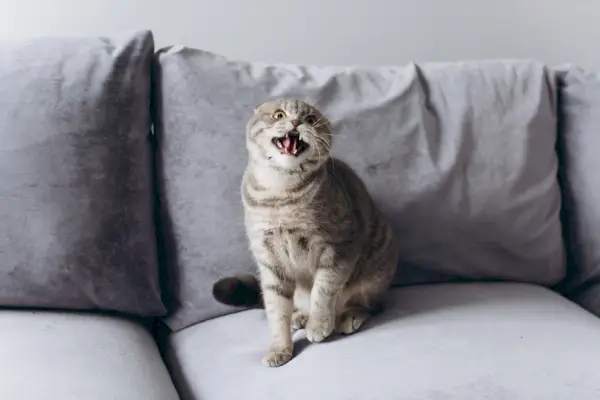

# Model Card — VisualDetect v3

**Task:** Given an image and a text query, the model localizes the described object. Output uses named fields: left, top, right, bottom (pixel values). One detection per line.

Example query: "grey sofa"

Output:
left=2, top=30, right=600, bottom=399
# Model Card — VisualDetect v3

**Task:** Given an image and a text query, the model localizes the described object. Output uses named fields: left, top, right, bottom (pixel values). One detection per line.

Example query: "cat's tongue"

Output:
left=282, top=136, right=296, bottom=153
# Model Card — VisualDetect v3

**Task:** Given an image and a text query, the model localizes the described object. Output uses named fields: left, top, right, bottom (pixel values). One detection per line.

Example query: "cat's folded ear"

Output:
left=254, top=103, right=264, bottom=114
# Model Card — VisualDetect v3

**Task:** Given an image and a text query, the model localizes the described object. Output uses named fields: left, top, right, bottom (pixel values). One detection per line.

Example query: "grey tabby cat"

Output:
left=213, top=99, right=399, bottom=367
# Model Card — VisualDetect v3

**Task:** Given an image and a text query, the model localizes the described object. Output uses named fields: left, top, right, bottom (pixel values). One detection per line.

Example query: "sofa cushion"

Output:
left=556, top=67, right=600, bottom=317
left=0, top=311, right=179, bottom=399
left=154, top=47, right=564, bottom=330
left=0, top=31, right=165, bottom=316
left=166, top=283, right=600, bottom=400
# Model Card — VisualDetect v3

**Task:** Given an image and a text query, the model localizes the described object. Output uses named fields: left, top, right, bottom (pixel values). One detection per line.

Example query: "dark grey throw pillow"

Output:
left=0, top=31, right=165, bottom=317
left=154, top=47, right=565, bottom=331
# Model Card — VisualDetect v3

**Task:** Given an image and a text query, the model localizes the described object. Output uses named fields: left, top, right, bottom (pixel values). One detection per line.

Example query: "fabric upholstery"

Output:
left=0, top=31, right=165, bottom=316
left=0, top=311, right=179, bottom=400
left=167, top=283, right=600, bottom=400
left=556, top=66, right=600, bottom=317
left=154, top=46, right=564, bottom=330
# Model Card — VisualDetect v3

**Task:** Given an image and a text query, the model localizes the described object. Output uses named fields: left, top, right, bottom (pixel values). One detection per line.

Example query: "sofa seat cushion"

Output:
left=0, top=311, right=180, bottom=400
left=166, top=283, right=600, bottom=400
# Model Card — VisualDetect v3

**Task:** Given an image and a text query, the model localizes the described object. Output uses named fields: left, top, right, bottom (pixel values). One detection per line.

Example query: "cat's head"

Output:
left=245, top=99, right=333, bottom=170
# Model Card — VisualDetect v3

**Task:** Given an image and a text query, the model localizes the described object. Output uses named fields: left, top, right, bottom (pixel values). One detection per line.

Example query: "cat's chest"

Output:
left=269, top=226, right=310, bottom=252
left=246, top=205, right=319, bottom=232
left=263, top=227, right=315, bottom=272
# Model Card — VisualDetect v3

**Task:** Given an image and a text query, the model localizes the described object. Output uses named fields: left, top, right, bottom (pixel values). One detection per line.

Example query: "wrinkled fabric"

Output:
left=154, top=47, right=564, bottom=330
left=0, top=31, right=165, bottom=316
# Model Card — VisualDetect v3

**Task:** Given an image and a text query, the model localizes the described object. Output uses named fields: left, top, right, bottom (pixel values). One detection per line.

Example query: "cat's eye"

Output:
left=272, top=110, right=286, bottom=120
left=305, top=115, right=317, bottom=125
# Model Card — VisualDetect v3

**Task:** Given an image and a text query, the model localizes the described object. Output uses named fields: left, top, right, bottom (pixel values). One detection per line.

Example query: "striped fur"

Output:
left=216, top=99, right=399, bottom=367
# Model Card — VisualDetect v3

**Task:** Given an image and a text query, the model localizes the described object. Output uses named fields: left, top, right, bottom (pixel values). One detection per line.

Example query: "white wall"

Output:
left=0, top=0, right=599, bottom=69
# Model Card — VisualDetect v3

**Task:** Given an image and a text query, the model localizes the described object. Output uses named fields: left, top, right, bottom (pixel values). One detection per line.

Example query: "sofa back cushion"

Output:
left=556, top=67, right=600, bottom=317
left=0, top=31, right=165, bottom=317
left=154, top=47, right=565, bottom=331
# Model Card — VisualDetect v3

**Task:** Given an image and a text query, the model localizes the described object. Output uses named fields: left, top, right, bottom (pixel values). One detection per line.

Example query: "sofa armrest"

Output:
left=555, top=65, right=600, bottom=319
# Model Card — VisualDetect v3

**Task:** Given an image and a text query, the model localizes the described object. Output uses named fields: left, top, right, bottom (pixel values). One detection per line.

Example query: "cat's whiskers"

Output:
left=304, top=130, right=331, bottom=151
left=305, top=135, right=324, bottom=165
left=313, top=123, right=333, bottom=133
left=305, top=131, right=336, bottom=173
left=312, top=115, right=325, bottom=126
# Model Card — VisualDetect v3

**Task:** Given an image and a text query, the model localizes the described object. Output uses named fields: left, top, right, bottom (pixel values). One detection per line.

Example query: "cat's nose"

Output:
left=290, top=119, right=300, bottom=128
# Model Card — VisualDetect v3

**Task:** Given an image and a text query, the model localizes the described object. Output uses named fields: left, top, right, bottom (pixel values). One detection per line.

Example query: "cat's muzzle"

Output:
left=272, top=131, right=308, bottom=156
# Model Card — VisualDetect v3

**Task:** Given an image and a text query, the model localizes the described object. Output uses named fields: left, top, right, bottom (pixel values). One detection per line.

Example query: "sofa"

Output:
left=2, top=29, right=600, bottom=399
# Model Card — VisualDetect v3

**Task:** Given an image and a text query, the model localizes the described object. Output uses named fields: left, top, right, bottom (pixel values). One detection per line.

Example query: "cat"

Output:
left=213, top=99, right=399, bottom=367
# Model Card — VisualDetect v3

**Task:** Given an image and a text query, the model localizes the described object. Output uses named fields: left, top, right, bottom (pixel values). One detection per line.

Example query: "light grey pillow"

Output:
left=555, top=66, right=600, bottom=317
left=155, top=47, right=565, bottom=331
left=0, top=31, right=165, bottom=317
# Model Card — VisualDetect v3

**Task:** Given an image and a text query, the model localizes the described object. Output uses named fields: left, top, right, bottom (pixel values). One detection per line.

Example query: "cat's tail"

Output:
left=212, top=274, right=264, bottom=308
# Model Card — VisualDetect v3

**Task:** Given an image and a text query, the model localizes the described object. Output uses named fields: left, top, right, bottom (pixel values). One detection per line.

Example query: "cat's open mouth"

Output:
left=272, top=131, right=308, bottom=156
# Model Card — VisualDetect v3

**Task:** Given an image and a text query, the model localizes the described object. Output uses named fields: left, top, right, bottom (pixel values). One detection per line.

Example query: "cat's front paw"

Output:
left=306, top=314, right=335, bottom=343
left=262, top=345, right=293, bottom=367
left=291, top=310, right=308, bottom=330
left=336, top=308, right=370, bottom=335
